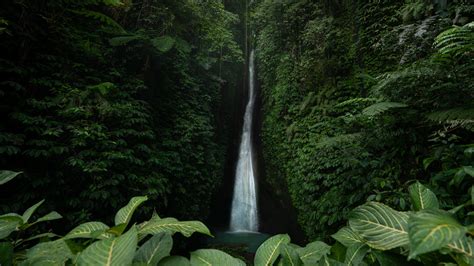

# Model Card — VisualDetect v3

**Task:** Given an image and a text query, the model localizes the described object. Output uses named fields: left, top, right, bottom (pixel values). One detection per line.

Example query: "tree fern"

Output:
left=426, top=107, right=474, bottom=131
left=363, top=102, right=408, bottom=116
left=434, top=22, right=474, bottom=60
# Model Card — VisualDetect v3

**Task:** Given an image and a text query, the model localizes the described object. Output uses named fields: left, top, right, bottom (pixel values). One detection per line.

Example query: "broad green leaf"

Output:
left=109, top=35, right=143, bottom=46
left=22, top=200, right=45, bottom=223
left=151, top=36, right=175, bottom=53
left=158, top=256, right=190, bottom=266
left=332, top=227, right=364, bottom=247
left=190, top=249, right=245, bottom=266
left=21, top=232, right=59, bottom=243
left=254, top=234, right=290, bottom=266
left=115, top=196, right=148, bottom=226
left=77, top=226, right=138, bottom=265
left=344, top=243, right=369, bottom=266
left=24, top=240, right=73, bottom=265
left=408, top=182, right=439, bottom=211
left=139, top=217, right=211, bottom=238
left=134, top=233, right=172, bottom=265
left=0, top=170, right=21, bottom=185
left=34, top=211, right=62, bottom=223
left=64, top=221, right=113, bottom=240
left=0, top=216, right=22, bottom=239
left=280, top=244, right=303, bottom=266
left=446, top=236, right=474, bottom=259
left=295, top=241, right=331, bottom=265
left=108, top=223, right=127, bottom=236
left=408, top=209, right=467, bottom=259
left=0, top=242, right=13, bottom=266
left=464, top=166, right=474, bottom=177
left=349, top=202, right=409, bottom=250
left=318, top=256, right=345, bottom=266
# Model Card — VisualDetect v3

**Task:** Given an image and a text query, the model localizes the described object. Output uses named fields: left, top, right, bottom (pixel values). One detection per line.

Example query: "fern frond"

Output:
left=363, top=102, right=408, bottom=116
left=434, top=22, right=474, bottom=59
left=427, top=106, right=474, bottom=131
left=335, top=97, right=377, bottom=108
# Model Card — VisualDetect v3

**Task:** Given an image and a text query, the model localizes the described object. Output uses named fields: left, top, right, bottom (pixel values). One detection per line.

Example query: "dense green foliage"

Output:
left=253, top=0, right=473, bottom=240
left=0, top=0, right=242, bottom=224
left=2, top=172, right=472, bottom=265
left=1, top=0, right=474, bottom=264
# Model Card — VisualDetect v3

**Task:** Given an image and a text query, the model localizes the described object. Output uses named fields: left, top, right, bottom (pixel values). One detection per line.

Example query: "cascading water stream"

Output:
left=230, top=49, right=259, bottom=232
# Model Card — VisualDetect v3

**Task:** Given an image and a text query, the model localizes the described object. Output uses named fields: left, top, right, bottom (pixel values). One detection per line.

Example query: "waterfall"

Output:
left=230, top=50, right=259, bottom=232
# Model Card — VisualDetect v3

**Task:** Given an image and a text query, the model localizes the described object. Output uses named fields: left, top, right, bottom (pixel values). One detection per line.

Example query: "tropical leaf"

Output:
left=254, top=234, right=290, bottom=266
left=295, top=241, right=331, bottom=265
left=151, top=36, right=175, bottom=53
left=318, top=256, right=345, bottom=266
left=344, top=243, right=369, bottom=266
left=158, top=256, right=190, bottom=266
left=446, top=236, right=474, bottom=259
left=22, top=200, right=45, bottom=223
left=64, top=221, right=113, bottom=240
left=77, top=226, right=138, bottom=265
left=0, top=217, right=21, bottom=239
left=34, top=211, right=62, bottom=223
left=23, top=240, right=73, bottom=265
left=0, top=170, right=21, bottom=185
left=279, top=244, right=303, bottom=266
left=408, top=209, right=467, bottom=259
left=138, top=217, right=211, bottom=238
left=115, top=196, right=148, bottom=226
left=190, top=249, right=245, bottom=266
left=0, top=242, right=13, bottom=266
left=408, top=182, right=439, bottom=211
left=332, top=227, right=364, bottom=247
left=464, top=166, right=474, bottom=177
left=134, top=233, right=172, bottom=265
left=362, top=102, right=408, bottom=116
left=349, top=202, right=409, bottom=250
left=109, top=35, right=143, bottom=46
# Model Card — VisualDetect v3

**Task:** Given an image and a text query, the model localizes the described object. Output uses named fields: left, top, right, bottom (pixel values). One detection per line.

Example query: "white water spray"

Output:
left=230, top=50, right=258, bottom=232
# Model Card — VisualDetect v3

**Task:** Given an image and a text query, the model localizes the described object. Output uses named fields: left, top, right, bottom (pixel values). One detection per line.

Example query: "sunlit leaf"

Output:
left=332, top=227, right=364, bottom=247
left=64, top=221, right=113, bottom=240
left=254, top=234, right=290, bottom=266
left=134, top=233, right=172, bottom=265
left=190, top=249, right=245, bottom=266
left=349, top=202, right=409, bottom=250
left=77, top=226, right=138, bottom=265
left=295, top=241, right=331, bottom=265
left=0, top=170, right=21, bottom=185
left=280, top=244, right=303, bottom=266
left=408, top=209, right=466, bottom=259
left=344, top=243, right=369, bottom=265
left=408, top=182, right=439, bottom=211
left=115, top=196, right=148, bottom=226
left=138, top=217, right=211, bottom=238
